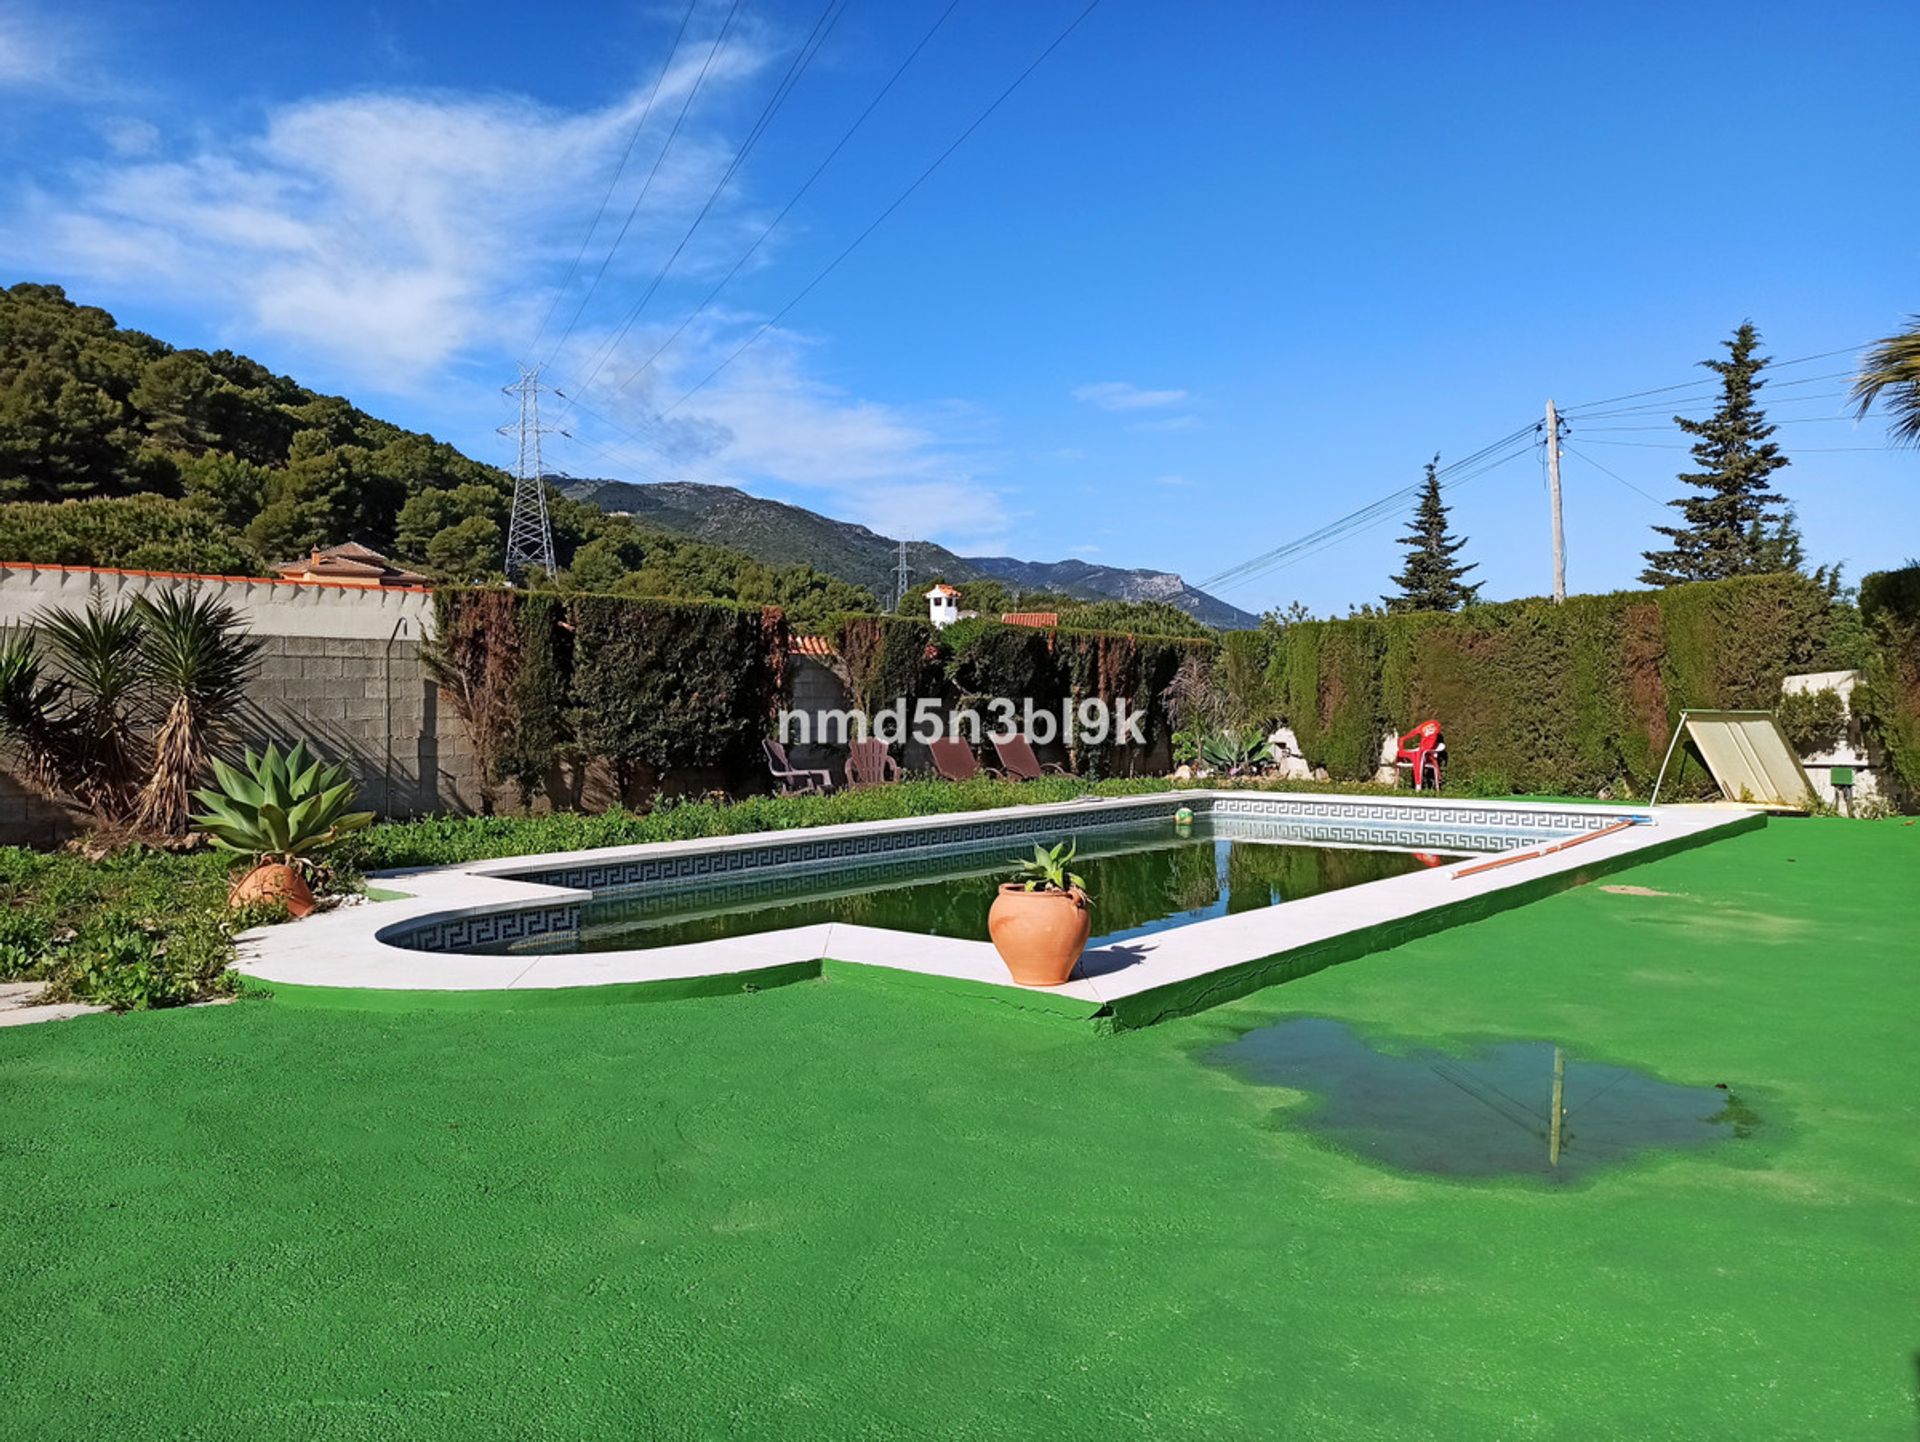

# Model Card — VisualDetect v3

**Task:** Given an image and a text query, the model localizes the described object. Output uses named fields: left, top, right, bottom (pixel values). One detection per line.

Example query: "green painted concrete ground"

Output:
left=2, top=819, right=1916, bottom=1439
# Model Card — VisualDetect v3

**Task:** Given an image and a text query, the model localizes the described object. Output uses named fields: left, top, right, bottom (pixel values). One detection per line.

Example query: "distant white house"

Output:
left=925, top=583, right=962, bottom=628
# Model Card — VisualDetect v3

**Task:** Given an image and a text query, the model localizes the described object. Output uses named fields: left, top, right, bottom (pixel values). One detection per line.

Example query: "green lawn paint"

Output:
left=2, top=817, right=1914, bottom=1438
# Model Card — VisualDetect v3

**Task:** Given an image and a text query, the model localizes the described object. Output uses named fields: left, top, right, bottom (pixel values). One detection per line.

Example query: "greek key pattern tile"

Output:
left=407, top=902, right=581, bottom=954
left=503, top=797, right=1177, bottom=893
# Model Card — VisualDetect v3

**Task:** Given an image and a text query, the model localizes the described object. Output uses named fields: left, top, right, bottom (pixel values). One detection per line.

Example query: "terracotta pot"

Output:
left=987, top=884, right=1092, bottom=987
left=230, top=861, right=315, bottom=918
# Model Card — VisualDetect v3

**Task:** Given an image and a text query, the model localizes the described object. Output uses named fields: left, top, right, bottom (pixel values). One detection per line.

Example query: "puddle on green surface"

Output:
left=1206, top=1017, right=1755, bottom=1182
left=501, top=820, right=1460, bottom=955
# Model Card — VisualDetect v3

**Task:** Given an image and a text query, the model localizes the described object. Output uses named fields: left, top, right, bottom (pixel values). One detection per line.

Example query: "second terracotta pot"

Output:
left=987, top=884, right=1092, bottom=987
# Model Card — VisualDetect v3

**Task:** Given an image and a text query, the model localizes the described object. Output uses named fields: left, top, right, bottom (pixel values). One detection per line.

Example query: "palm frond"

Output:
left=1850, top=318, right=1920, bottom=447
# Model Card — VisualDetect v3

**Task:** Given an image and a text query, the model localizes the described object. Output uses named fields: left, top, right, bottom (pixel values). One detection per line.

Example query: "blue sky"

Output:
left=2, top=0, right=1915, bottom=614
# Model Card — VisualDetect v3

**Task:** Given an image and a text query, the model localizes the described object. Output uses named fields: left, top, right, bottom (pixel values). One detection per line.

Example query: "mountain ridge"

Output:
left=557, top=477, right=1258, bottom=629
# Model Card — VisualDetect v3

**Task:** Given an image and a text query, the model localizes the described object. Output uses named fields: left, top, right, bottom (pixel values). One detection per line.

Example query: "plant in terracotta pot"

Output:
left=987, top=841, right=1094, bottom=987
left=191, top=743, right=375, bottom=918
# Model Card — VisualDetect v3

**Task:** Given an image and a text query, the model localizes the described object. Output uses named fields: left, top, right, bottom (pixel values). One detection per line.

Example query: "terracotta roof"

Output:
left=274, top=544, right=430, bottom=586
left=312, top=541, right=391, bottom=563
left=925, top=583, right=961, bottom=597
left=1000, top=612, right=1059, bottom=628
left=792, top=634, right=837, bottom=658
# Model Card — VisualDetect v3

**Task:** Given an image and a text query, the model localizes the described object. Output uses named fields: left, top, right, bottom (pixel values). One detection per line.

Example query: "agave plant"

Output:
left=1199, top=727, right=1272, bottom=777
left=191, top=742, right=374, bottom=864
left=1007, top=840, right=1092, bottom=901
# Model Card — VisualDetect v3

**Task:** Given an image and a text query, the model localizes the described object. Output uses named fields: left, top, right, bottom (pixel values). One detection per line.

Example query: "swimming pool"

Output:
left=236, top=791, right=1760, bottom=1029
left=434, top=818, right=1464, bottom=956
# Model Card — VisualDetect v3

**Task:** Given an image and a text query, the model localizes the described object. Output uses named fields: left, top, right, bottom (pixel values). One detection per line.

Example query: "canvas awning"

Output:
left=1651, top=709, right=1818, bottom=811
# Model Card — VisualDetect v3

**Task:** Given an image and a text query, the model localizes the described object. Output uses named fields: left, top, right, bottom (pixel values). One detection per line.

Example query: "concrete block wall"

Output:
left=0, top=563, right=484, bottom=845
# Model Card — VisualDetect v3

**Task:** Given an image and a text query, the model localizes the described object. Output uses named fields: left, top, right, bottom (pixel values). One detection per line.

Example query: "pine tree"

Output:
left=1382, top=456, right=1480, bottom=613
left=1639, top=322, right=1791, bottom=586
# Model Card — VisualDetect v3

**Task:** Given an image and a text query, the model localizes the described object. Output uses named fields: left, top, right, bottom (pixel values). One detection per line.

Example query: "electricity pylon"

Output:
left=500, top=365, right=561, bottom=580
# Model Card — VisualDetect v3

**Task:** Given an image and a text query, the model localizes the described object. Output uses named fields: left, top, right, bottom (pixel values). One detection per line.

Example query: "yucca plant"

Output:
left=1007, top=840, right=1092, bottom=901
left=0, top=592, right=260, bottom=837
left=18, top=599, right=149, bottom=817
left=191, top=742, right=374, bottom=866
left=130, top=591, right=262, bottom=836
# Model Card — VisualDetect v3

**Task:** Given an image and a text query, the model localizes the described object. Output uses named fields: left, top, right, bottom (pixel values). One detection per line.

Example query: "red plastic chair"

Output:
left=1394, top=719, right=1445, bottom=791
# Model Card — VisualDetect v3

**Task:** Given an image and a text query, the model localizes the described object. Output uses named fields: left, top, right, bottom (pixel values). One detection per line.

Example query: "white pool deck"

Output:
left=233, top=792, right=1762, bottom=1026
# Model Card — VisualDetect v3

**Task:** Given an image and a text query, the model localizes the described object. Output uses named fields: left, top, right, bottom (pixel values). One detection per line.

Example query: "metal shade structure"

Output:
left=1650, top=709, right=1818, bottom=811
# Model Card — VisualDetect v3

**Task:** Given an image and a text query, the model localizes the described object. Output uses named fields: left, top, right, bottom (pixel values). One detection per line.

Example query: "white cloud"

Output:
left=1128, top=414, right=1202, bottom=434
left=1154, top=473, right=1194, bottom=487
left=0, top=3, right=79, bottom=90
left=1073, top=380, right=1188, bottom=411
left=1, top=26, right=774, bottom=387
left=549, top=318, right=1015, bottom=553
left=96, top=116, right=158, bottom=156
left=1, top=16, right=1021, bottom=557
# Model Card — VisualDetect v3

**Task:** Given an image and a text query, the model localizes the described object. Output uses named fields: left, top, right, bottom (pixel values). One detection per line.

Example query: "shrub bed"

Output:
left=0, top=846, right=270, bottom=1009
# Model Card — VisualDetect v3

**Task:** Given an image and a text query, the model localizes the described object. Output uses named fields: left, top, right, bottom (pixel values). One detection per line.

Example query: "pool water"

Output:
left=1205, top=1017, right=1756, bottom=1181
left=498, top=820, right=1459, bottom=955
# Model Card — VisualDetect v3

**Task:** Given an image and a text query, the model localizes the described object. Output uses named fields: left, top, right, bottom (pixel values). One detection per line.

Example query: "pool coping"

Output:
left=232, top=792, right=1765, bottom=1031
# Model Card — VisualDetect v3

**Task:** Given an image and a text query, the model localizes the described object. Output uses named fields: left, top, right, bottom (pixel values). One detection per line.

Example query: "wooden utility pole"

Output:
left=1545, top=398, right=1566, bottom=602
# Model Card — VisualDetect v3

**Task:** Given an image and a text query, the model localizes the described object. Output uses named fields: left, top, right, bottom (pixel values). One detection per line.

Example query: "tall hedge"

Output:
left=1854, top=565, right=1920, bottom=800
left=829, top=613, right=1211, bottom=774
left=433, top=588, right=790, bottom=799
left=832, top=614, right=942, bottom=714
left=1268, top=572, right=1845, bottom=794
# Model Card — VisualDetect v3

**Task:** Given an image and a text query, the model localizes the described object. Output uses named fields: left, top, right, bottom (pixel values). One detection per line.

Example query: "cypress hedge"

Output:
left=432, top=588, right=790, bottom=800
left=1266, top=572, right=1847, bottom=795
left=830, top=613, right=1211, bottom=773
left=1854, top=565, right=1920, bottom=800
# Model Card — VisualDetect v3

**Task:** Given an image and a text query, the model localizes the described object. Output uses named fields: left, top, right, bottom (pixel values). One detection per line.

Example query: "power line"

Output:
left=1559, top=343, right=1869, bottom=415
left=594, top=0, right=967, bottom=409
left=523, top=0, right=702, bottom=362
left=1572, top=416, right=1862, bottom=433
left=1219, top=441, right=1541, bottom=606
left=1195, top=423, right=1538, bottom=592
left=541, top=0, right=748, bottom=372
left=1560, top=374, right=1856, bottom=420
left=631, top=0, right=1108, bottom=433
left=1559, top=441, right=1669, bottom=514
left=1564, top=385, right=1857, bottom=421
left=1208, top=430, right=1542, bottom=601
left=558, top=0, right=851, bottom=406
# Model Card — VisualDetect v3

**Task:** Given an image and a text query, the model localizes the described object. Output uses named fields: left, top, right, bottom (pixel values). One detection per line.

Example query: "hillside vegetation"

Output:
left=0, top=283, right=872, bottom=624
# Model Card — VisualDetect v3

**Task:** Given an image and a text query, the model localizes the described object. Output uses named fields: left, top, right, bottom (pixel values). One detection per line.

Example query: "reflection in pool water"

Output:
left=495, top=820, right=1458, bottom=956
left=1206, top=1017, right=1755, bottom=1181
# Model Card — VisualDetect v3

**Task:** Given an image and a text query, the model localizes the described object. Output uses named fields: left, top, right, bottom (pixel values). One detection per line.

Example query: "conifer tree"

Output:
left=1640, top=322, right=1791, bottom=585
left=1382, top=456, right=1480, bottom=612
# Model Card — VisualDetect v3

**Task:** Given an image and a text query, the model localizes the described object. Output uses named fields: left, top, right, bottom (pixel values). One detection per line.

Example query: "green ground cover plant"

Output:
left=0, top=845, right=273, bottom=1008
left=1, top=819, right=1914, bottom=1437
